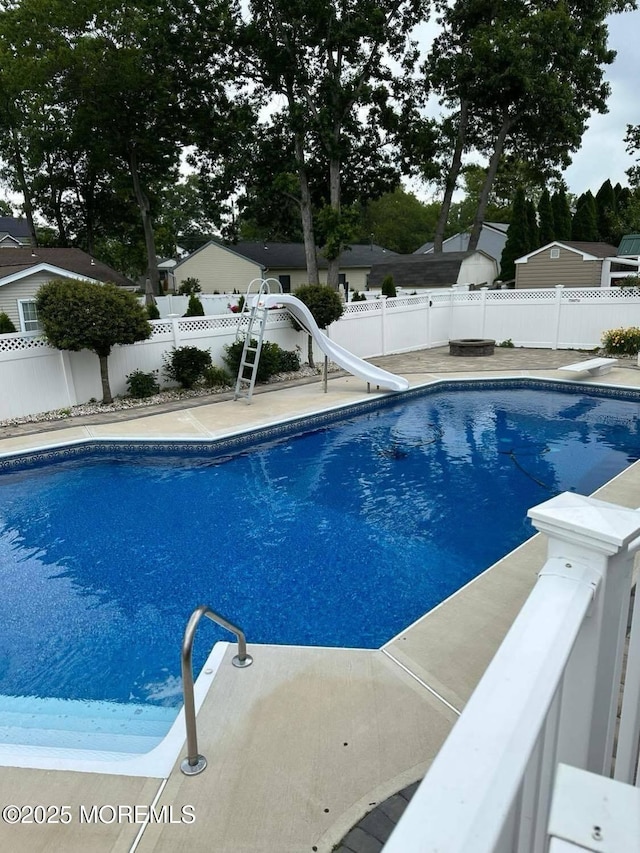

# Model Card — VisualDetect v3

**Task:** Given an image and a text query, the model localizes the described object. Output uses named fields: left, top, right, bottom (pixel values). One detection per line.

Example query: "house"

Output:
left=171, top=240, right=395, bottom=295
left=0, top=216, right=32, bottom=248
left=0, top=248, right=133, bottom=333
left=514, top=241, right=623, bottom=288
left=415, top=222, right=509, bottom=273
left=368, top=250, right=498, bottom=290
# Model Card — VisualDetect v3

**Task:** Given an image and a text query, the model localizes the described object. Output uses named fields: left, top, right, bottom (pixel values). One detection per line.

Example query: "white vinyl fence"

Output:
left=1, top=286, right=640, bottom=421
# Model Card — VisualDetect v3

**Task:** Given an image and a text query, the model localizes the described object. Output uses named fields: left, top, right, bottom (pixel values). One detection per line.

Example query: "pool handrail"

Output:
left=180, top=604, right=253, bottom=776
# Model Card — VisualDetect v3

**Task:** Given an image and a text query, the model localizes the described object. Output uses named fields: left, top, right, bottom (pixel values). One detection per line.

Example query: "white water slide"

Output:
left=259, top=293, right=410, bottom=392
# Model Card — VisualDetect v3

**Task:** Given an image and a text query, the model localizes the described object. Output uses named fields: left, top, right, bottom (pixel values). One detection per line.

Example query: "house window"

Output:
left=550, top=247, right=560, bottom=259
left=278, top=274, right=291, bottom=293
left=17, top=299, right=41, bottom=333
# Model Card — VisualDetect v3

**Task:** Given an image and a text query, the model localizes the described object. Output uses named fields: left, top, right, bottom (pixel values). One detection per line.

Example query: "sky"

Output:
left=411, top=6, right=640, bottom=202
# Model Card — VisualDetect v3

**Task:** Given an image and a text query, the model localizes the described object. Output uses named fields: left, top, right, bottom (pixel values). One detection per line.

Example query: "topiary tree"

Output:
left=36, top=279, right=152, bottom=404
left=147, top=302, right=160, bottom=320
left=0, top=311, right=17, bottom=333
left=380, top=274, right=396, bottom=298
left=293, top=284, right=344, bottom=368
left=184, top=294, right=205, bottom=317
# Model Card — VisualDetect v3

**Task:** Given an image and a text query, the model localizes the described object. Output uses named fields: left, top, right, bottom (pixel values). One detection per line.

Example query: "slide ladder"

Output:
left=233, top=278, right=282, bottom=402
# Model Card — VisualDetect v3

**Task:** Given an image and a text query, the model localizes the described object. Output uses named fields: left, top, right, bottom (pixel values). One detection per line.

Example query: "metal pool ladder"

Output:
left=180, top=605, right=253, bottom=776
left=233, top=278, right=283, bottom=403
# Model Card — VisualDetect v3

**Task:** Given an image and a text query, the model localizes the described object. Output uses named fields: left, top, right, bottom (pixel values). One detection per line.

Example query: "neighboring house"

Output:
left=368, top=250, right=498, bottom=290
left=172, top=240, right=395, bottom=294
left=0, top=248, right=133, bottom=333
left=514, top=241, right=621, bottom=289
left=414, top=222, right=509, bottom=274
left=0, top=216, right=32, bottom=248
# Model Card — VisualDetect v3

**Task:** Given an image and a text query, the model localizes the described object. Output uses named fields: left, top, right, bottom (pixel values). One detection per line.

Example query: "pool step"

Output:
left=0, top=696, right=178, bottom=754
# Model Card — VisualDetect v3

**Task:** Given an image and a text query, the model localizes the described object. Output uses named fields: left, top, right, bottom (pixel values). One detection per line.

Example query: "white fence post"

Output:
left=481, top=287, right=488, bottom=338
left=380, top=296, right=387, bottom=355
left=553, top=286, right=564, bottom=350
left=59, top=350, right=78, bottom=407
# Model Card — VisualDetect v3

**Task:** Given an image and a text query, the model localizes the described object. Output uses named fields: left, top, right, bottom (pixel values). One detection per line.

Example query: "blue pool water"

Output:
left=1, top=381, right=640, bottom=713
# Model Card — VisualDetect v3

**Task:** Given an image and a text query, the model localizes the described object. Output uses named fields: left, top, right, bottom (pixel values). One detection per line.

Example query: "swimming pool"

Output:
left=1, top=379, right=640, bottom=759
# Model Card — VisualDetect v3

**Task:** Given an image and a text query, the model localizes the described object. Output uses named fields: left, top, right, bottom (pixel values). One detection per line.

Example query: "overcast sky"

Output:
left=562, top=9, right=639, bottom=196
left=411, top=7, right=640, bottom=202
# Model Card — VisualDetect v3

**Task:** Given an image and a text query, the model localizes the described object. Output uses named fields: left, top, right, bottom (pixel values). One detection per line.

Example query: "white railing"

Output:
left=2, top=286, right=640, bottom=420
left=384, top=491, right=640, bottom=852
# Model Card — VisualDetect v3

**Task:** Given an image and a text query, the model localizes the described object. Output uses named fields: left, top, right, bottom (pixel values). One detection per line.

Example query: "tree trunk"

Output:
left=307, top=333, right=314, bottom=369
left=10, top=126, right=38, bottom=247
left=98, top=351, right=113, bottom=404
left=433, top=99, right=468, bottom=253
left=326, top=152, right=341, bottom=290
left=467, top=117, right=514, bottom=252
left=294, top=131, right=319, bottom=285
left=129, top=144, right=159, bottom=300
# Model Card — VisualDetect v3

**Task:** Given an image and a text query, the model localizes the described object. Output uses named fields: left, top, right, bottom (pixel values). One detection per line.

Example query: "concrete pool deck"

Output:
left=1, top=346, right=640, bottom=853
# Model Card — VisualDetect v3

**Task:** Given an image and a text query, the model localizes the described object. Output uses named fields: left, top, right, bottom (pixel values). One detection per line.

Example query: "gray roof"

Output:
left=562, top=241, right=619, bottom=258
left=369, top=251, right=479, bottom=287
left=0, top=216, right=30, bottom=238
left=230, top=241, right=395, bottom=269
left=0, top=247, right=133, bottom=287
left=414, top=222, right=509, bottom=271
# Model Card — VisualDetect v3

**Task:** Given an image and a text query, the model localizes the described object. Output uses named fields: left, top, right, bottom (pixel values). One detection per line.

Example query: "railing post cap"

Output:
left=528, top=492, right=640, bottom=555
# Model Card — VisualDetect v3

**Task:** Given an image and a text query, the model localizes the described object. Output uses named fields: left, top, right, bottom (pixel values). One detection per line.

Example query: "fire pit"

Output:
left=449, top=338, right=495, bottom=357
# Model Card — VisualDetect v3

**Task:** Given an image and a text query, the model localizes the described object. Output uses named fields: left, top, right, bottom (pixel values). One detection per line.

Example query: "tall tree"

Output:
left=595, top=178, right=618, bottom=244
left=525, top=199, right=539, bottom=251
left=551, top=188, right=572, bottom=241
left=426, top=0, right=631, bottom=254
left=243, top=0, right=434, bottom=288
left=499, top=186, right=529, bottom=281
left=571, top=191, right=598, bottom=241
left=537, top=188, right=555, bottom=246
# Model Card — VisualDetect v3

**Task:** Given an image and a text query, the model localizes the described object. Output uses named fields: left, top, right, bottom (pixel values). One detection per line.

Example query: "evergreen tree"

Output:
left=499, top=188, right=529, bottom=281
left=537, top=189, right=555, bottom=246
left=525, top=200, right=539, bottom=251
left=595, top=179, right=617, bottom=244
left=551, top=189, right=572, bottom=240
left=571, top=191, right=598, bottom=241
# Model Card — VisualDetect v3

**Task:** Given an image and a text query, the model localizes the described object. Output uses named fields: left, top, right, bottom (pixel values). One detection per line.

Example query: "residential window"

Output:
left=550, top=247, right=560, bottom=259
left=17, top=299, right=41, bottom=333
left=278, top=274, right=291, bottom=293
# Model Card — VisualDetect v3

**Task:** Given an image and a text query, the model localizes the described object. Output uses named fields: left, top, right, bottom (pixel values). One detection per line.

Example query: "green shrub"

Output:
left=601, top=327, right=640, bottom=356
left=126, top=369, right=160, bottom=398
left=184, top=294, right=205, bottom=317
left=350, top=291, right=367, bottom=302
left=498, top=338, right=515, bottom=348
left=381, top=275, right=396, bottom=298
left=223, top=339, right=300, bottom=382
left=0, top=311, right=17, bottom=333
left=163, top=346, right=212, bottom=388
left=147, top=302, right=160, bottom=320
left=178, top=277, right=201, bottom=295
left=202, top=365, right=232, bottom=388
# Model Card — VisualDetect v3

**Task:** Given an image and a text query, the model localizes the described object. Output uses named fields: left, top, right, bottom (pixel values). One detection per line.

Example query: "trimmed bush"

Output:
left=223, top=339, right=300, bottom=382
left=126, top=369, right=160, bottom=398
left=381, top=274, right=396, bottom=298
left=184, top=294, right=205, bottom=317
left=601, top=327, right=640, bottom=356
left=163, top=346, right=212, bottom=388
left=147, top=302, right=160, bottom=320
left=0, top=311, right=17, bottom=333
left=202, top=365, right=232, bottom=388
